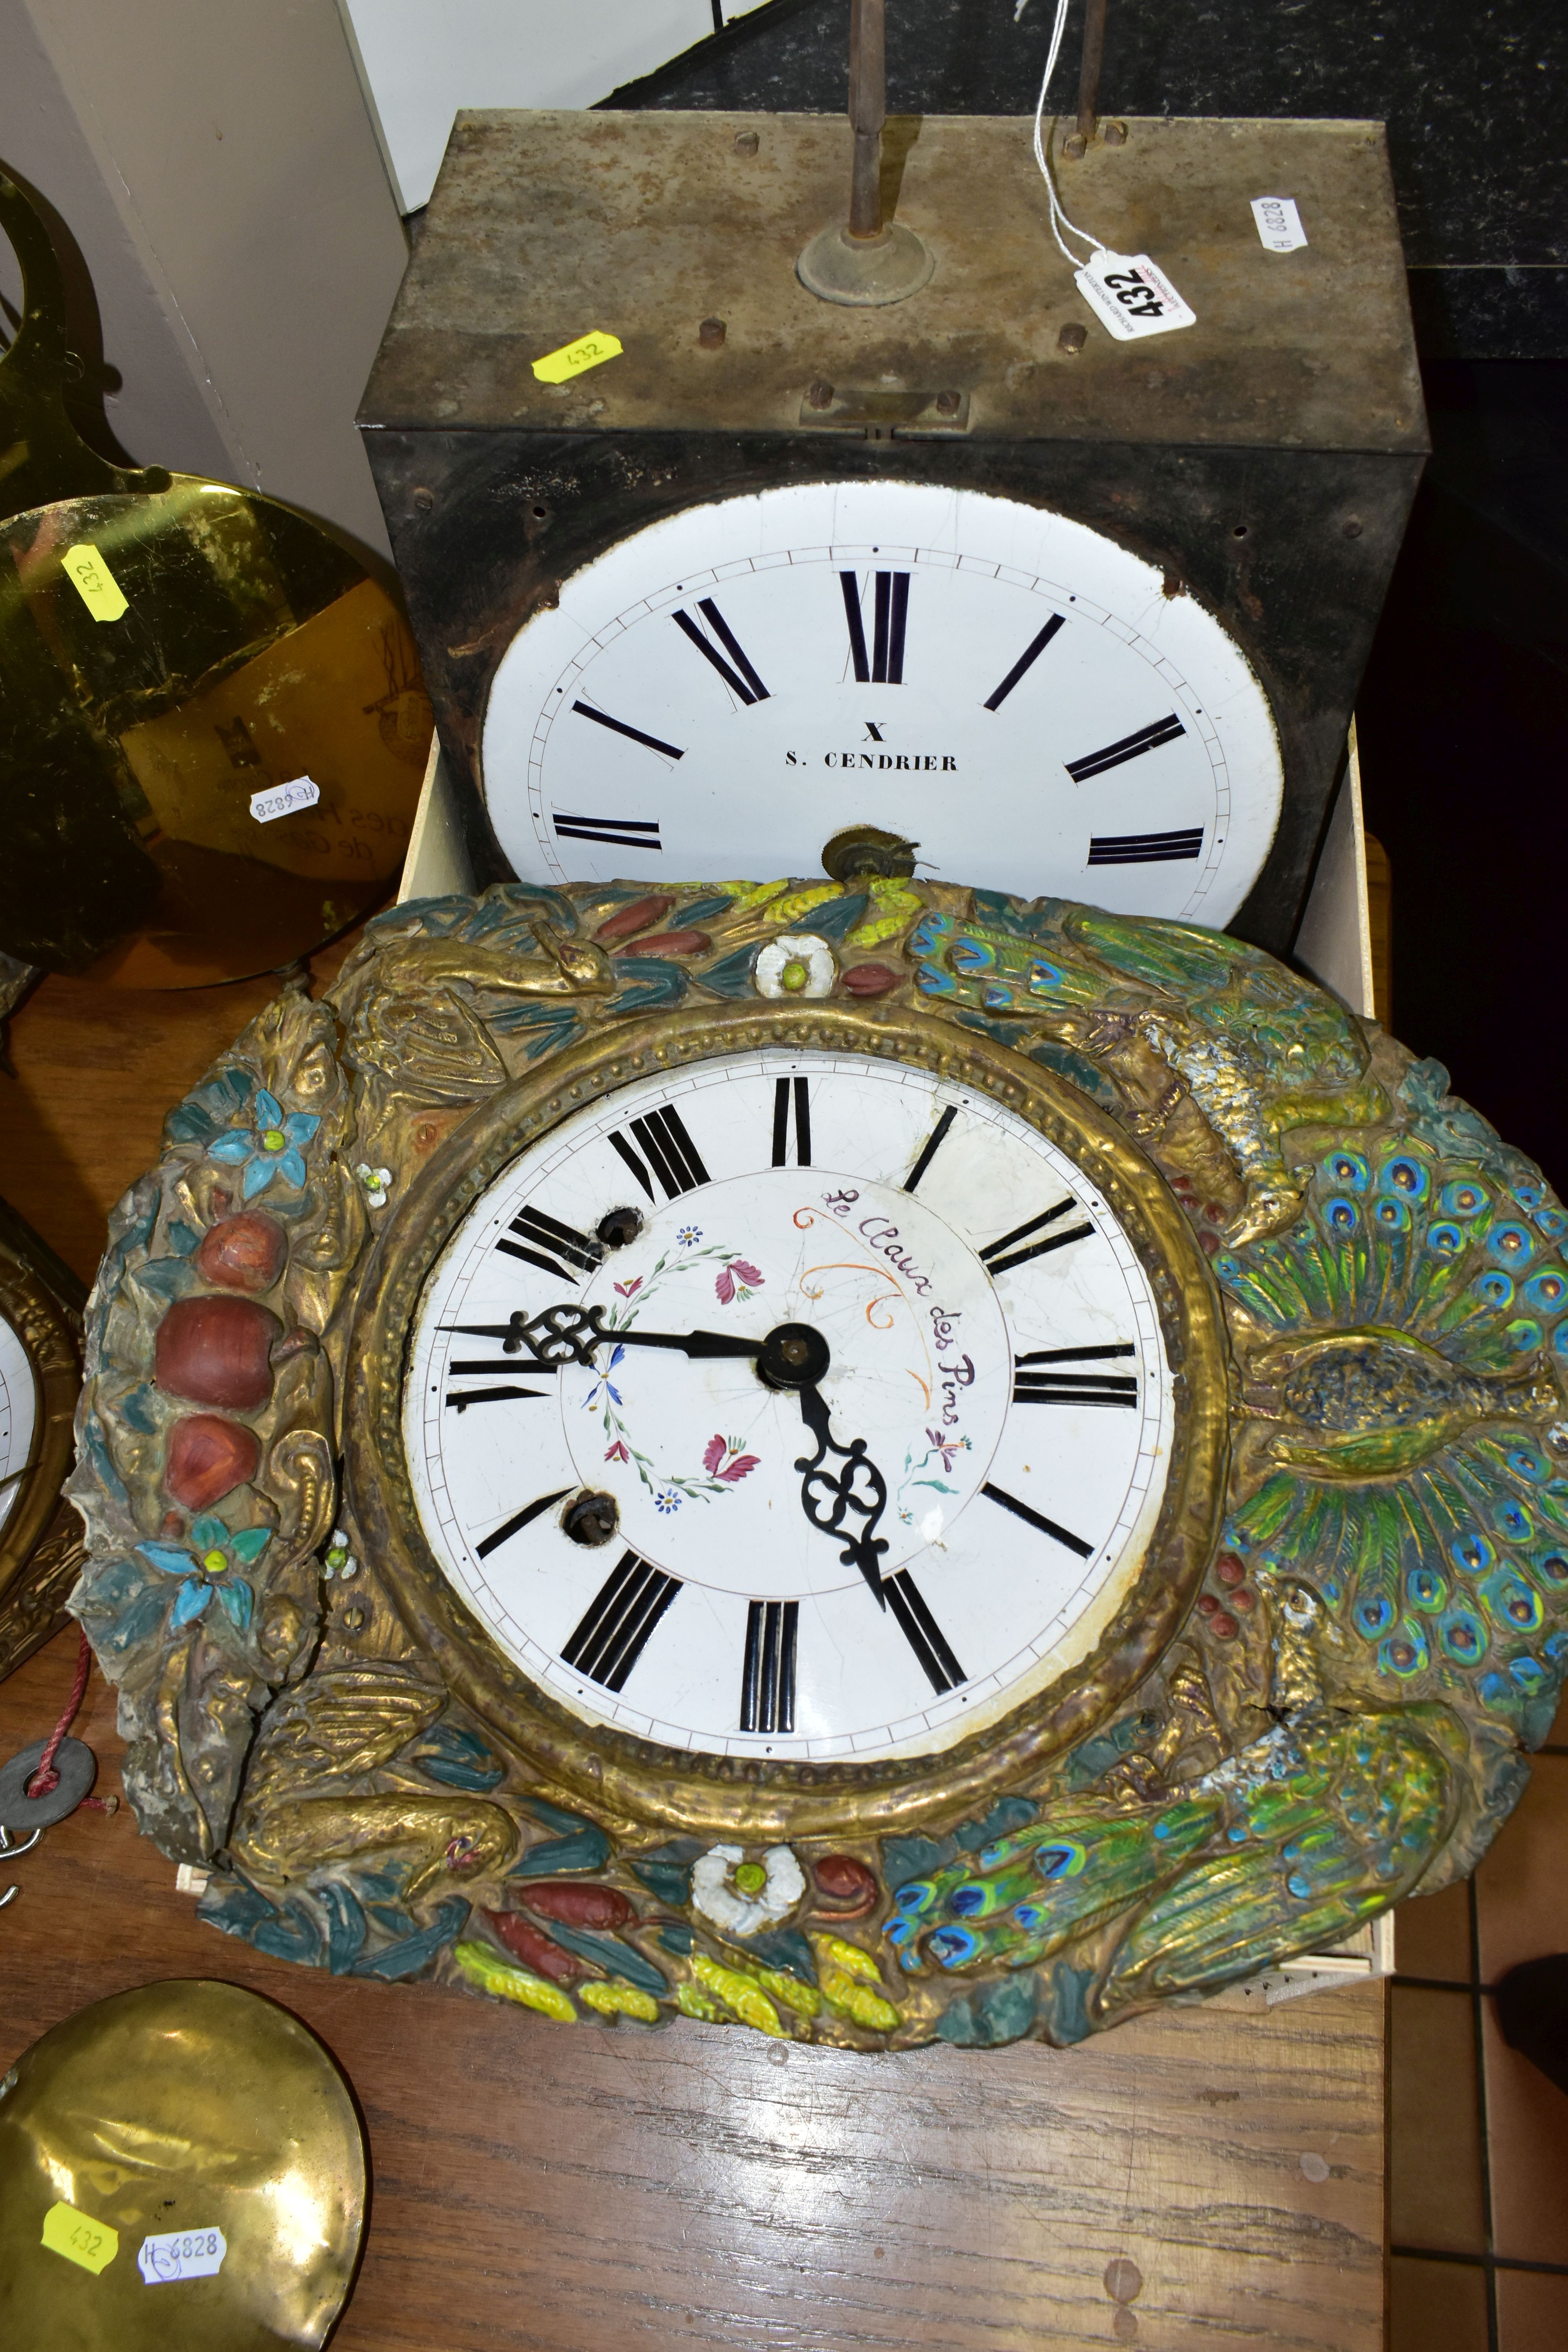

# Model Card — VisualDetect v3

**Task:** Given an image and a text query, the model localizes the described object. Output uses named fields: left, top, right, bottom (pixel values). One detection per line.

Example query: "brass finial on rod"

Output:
left=797, top=0, right=933, bottom=306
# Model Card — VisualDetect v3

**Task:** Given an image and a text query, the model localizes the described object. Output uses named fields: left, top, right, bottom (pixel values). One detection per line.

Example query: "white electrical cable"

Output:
left=1030, top=0, right=1106, bottom=267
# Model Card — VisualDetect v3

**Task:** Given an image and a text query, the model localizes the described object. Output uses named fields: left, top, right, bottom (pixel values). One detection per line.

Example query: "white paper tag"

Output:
left=249, top=776, right=319, bottom=824
left=1073, top=251, right=1196, bottom=342
left=1251, top=196, right=1308, bottom=252
left=138, top=2227, right=227, bottom=2284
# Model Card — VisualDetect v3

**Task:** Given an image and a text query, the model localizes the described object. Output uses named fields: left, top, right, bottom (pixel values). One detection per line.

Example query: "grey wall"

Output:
left=0, top=0, right=234, bottom=479
left=0, top=0, right=409, bottom=555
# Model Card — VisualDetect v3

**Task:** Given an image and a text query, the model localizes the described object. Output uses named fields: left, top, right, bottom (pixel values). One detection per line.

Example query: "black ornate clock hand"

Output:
left=442, top=1307, right=890, bottom=1605
left=439, top=1305, right=760, bottom=1365
left=793, top=1381, right=890, bottom=1611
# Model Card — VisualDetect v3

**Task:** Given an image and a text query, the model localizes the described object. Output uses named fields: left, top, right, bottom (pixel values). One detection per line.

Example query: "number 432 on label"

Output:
left=1073, top=252, right=1197, bottom=342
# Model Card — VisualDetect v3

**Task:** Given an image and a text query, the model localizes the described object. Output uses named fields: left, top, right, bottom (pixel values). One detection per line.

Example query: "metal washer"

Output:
left=0, top=1735, right=96, bottom=1829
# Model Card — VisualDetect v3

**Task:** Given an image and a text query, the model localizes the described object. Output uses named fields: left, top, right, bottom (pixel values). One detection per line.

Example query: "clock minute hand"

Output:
left=612, top=1324, right=762, bottom=1360
left=438, top=1305, right=761, bottom=1365
left=794, top=1382, right=890, bottom=1610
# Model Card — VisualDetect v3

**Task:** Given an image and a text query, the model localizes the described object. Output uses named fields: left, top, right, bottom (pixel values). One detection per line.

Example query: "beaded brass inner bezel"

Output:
left=0, top=1250, right=78, bottom=1646
left=347, top=1000, right=1230, bottom=1841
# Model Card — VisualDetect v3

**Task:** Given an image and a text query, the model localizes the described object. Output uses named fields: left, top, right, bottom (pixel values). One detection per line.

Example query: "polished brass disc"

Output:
left=0, top=485, right=431, bottom=985
left=0, top=166, right=430, bottom=986
left=0, top=1978, right=365, bottom=2348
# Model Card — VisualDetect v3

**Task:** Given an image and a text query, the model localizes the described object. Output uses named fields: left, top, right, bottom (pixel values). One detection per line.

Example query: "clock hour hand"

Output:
left=439, top=1304, right=760, bottom=1366
left=794, top=1382, right=890, bottom=1610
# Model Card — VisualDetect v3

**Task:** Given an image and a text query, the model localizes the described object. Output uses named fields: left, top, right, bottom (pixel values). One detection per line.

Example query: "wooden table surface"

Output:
left=0, top=963, right=1387, bottom=2352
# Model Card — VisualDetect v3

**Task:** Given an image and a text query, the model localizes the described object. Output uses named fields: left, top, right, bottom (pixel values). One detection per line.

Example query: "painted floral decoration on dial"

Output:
left=411, top=1049, right=1171, bottom=1760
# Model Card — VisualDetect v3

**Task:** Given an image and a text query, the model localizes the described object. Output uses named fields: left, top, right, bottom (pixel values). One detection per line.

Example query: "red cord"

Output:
left=25, top=1627, right=113, bottom=1809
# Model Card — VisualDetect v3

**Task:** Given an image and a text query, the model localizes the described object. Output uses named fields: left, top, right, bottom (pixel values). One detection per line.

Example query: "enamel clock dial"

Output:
left=405, top=1049, right=1174, bottom=1764
left=0, top=1308, right=38, bottom=1542
left=481, top=482, right=1284, bottom=929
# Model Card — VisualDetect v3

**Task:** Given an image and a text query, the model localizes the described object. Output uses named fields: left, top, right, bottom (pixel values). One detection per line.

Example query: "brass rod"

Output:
left=1076, top=0, right=1107, bottom=142
left=848, top=0, right=886, bottom=239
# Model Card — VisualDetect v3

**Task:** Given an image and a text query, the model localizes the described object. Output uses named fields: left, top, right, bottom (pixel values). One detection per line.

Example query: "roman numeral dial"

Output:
left=983, top=1482, right=1095, bottom=1560
left=904, top=1104, right=957, bottom=1192
left=475, top=1489, right=571, bottom=1560
left=884, top=1572, right=965, bottom=1694
left=563, top=1551, right=682, bottom=1692
left=840, top=570, right=909, bottom=684
left=673, top=598, right=769, bottom=704
left=409, top=1049, right=1174, bottom=1767
left=608, top=1106, right=709, bottom=1201
left=1013, top=1344, right=1138, bottom=1407
left=771, top=1076, right=811, bottom=1167
left=980, top=1201, right=1094, bottom=1276
left=984, top=613, right=1065, bottom=711
left=497, top=1207, right=603, bottom=1283
left=1088, top=828, right=1203, bottom=867
left=553, top=813, right=662, bottom=853
left=741, top=1600, right=798, bottom=1733
left=486, top=481, right=1281, bottom=931
left=570, top=701, right=683, bottom=762
left=1066, top=713, right=1186, bottom=782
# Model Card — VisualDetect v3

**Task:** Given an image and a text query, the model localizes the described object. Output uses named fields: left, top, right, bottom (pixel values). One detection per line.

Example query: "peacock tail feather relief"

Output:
left=886, top=1711, right=1452, bottom=2020
left=1220, top=1079, right=1568, bottom=1741
left=909, top=900, right=1386, bottom=1243
left=1101, top=1712, right=1451, bottom=2007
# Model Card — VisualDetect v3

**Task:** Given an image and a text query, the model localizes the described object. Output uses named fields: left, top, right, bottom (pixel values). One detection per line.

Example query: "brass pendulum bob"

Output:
left=797, top=0, right=934, bottom=305
left=0, top=167, right=431, bottom=988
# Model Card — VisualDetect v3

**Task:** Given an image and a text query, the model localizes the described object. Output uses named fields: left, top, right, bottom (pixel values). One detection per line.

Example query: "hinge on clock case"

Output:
left=797, top=385, right=972, bottom=436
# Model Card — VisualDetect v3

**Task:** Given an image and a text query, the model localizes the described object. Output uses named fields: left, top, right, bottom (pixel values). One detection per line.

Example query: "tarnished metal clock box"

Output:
left=359, top=109, right=1426, bottom=955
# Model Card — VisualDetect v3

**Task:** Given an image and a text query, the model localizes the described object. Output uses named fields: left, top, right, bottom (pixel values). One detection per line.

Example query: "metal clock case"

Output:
left=0, top=1198, right=87, bottom=1681
left=62, top=877, right=1568, bottom=2053
left=359, top=110, right=1426, bottom=953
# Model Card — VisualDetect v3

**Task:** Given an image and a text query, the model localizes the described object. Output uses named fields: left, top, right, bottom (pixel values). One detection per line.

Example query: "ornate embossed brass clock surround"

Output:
left=348, top=1002, right=1229, bottom=1843
left=64, top=877, right=1568, bottom=2049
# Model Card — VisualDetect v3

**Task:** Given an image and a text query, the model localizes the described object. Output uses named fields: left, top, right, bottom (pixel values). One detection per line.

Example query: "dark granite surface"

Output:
left=1357, top=358, right=1568, bottom=1186
left=611, top=0, right=1565, bottom=352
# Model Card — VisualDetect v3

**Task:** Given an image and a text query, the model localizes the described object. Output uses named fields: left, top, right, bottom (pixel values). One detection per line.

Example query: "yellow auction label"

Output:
left=531, top=330, right=623, bottom=385
left=62, top=543, right=129, bottom=622
left=41, top=2199, right=120, bottom=2275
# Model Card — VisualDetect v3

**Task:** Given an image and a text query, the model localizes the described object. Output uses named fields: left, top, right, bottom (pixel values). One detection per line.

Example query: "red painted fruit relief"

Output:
left=164, top=1414, right=260, bottom=1510
left=195, top=1210, right=287, bottom=1293
left=154, top=1295, right=279, bottom=1410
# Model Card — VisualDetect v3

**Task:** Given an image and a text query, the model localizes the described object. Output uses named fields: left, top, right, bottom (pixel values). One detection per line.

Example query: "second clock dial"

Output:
left=481, top=481, right=1284, bottom=927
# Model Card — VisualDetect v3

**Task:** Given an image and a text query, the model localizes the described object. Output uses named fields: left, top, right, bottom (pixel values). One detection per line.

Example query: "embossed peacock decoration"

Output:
left=1219, top=1096, right=1568, bottom=1737
left=63, top=876, right=1568, bottom=2048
